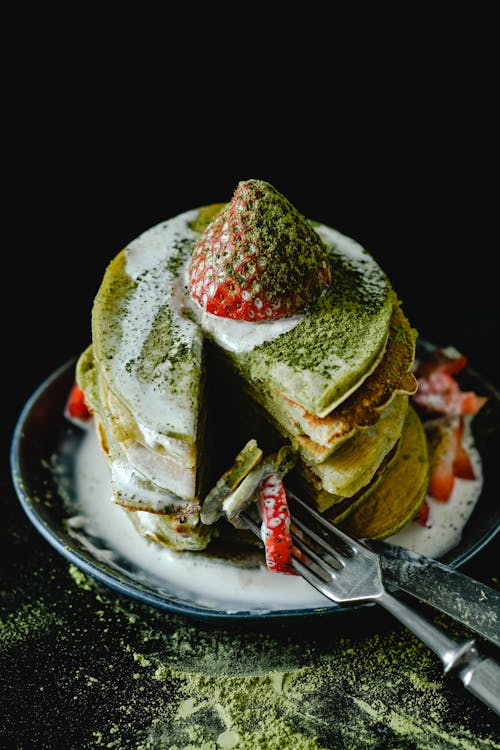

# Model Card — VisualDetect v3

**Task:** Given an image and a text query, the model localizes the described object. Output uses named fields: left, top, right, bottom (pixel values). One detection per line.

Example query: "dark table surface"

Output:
left=3, top=146, right=500, bottom=749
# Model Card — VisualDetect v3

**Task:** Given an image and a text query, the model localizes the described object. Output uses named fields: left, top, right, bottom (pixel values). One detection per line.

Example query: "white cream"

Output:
left=98, top=210, right=203, bottom=443
left=192, top=305, right=303, bottom=355
left=70, top=428, right=327, bottom=612
left=187, top=279, right=304, bottom=355
left=68, top=420, right=484, bottom=614
left=123, top=441, right=196, bottom=500
left=139, top=425, right=194, bottom=465
left=390, top=415, right=483, bottom=558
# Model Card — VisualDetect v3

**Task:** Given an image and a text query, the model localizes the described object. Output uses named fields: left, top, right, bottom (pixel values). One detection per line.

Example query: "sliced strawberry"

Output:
left=452, top=420, right=475, bottom=480
left=413, top=348, right=487, bottom=418
left=457, top=390, right=487, bottom=416
left=65, top=383, right=92, bottom=421
left=258, top=473, right=297, bottom=575
left=414, top=500, right=430, bottom=527
left=416, top=347, right=468, bottom=378
left=453, top=442, right=476, bottom=479
left=189, top=179, right=331, bottom=321
left=425, top=417, right=475, bottom=502
left=428, top=451, right=456, bottom=502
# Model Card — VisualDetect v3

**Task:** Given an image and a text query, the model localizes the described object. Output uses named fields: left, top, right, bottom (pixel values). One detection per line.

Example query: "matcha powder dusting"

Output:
left=141, top=632, right=500, bottom=750
left=57, top=572, right=499, bottom=750
left=3, top=536, right=499, bottom=750
left=147, top=670, right=328, bottom=750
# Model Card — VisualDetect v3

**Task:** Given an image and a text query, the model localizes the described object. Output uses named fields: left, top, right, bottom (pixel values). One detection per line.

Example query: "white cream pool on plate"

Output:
left=67, top=419, right=483, bottom=614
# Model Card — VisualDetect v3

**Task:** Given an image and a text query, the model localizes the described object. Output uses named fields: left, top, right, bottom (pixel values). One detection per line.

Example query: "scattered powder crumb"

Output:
left=134, top=652, right=152, bottom=667
left=68, top=562, right=93, bottom=591
left=0, top=601, right=61, bottom=651
left=139, top=629, right=500, bottom=749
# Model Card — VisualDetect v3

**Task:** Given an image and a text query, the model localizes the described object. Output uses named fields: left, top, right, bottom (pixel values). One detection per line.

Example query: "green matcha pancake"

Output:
left=75, top=179, right=428, bottom=557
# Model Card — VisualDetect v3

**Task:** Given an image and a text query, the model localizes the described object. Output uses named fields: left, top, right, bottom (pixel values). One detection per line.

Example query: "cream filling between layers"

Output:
left=88, top=357, right=200, bottom=511
left=92, top=404, right=199, bottom=514
left=122, top=442, right=196, bottom=501
left=101, top=374, right=196, bottom=469
left=95, top=365, right=198, bottom=501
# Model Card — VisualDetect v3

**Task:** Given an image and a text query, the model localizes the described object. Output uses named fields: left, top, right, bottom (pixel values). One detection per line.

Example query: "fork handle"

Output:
left=378, top=591, right=500, bottom=716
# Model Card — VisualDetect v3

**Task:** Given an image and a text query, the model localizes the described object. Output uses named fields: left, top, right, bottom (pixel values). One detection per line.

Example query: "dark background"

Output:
left=6, top=120, right=499, bottom=422
left=4, top=11, right=499, bottom=422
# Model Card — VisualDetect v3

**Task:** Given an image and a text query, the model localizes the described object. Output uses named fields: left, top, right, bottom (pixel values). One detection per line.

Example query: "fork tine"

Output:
left=238, top=509, right=261, bottom=537
left=291, top=516, right=344, bottom=570
left=286, top=488, right=362, bottom=553
left=292, top=557, right=343, bottom=600
left=238, top=509, right=339, bottom=589
left=291, top=530, right=340, bottom=578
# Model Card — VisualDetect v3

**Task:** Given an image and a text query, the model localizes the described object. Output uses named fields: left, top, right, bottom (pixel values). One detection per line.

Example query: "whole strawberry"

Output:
left=188, top=179, right=332, bottom=321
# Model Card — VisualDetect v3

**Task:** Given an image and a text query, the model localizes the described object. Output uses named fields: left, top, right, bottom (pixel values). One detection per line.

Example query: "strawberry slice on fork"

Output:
left=258, top=473, right=297, bottom=575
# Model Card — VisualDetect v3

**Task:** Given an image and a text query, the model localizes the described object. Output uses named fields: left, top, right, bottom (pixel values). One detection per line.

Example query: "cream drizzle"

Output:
left=66, top=419, right=483, bottom=613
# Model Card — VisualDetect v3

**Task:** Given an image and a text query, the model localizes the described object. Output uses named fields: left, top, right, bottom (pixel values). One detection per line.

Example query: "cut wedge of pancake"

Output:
left=77, top=346, right=206, bottom=511
left=202, top=294, right=417, bottom=472
left=77, top=353, right=213, bottom=551
left=200, top=439, right=264, bottom=525
left=83, top=212, right=211, bottom=518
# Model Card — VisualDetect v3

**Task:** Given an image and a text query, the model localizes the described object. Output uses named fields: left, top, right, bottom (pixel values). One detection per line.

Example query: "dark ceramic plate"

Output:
left=9, top=342, right=500, bottom=622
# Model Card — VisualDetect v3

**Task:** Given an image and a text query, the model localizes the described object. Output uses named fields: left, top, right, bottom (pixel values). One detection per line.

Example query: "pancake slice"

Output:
left=204, top=296, right=417, bottom=472
left=339, top=406, right=429, bottom=539
left=129, top=508, right=212, bottom=552
left=269, top=298, right=417, bottom=450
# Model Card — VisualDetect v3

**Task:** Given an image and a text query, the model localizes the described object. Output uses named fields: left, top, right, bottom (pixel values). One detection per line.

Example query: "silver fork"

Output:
left=239, top=489, right=500, bottom=716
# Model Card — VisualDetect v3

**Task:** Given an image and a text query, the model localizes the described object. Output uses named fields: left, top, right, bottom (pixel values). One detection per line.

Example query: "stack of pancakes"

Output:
left=75, top=194, right=429, bottom=554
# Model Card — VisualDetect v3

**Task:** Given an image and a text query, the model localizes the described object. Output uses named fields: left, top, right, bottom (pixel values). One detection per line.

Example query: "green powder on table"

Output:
left=0, top=600, right=62, bottom=651
left=64, top=567, right=500, bottom=750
